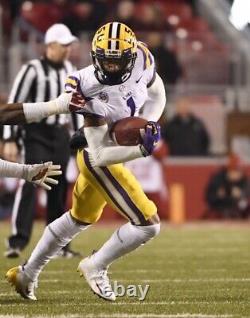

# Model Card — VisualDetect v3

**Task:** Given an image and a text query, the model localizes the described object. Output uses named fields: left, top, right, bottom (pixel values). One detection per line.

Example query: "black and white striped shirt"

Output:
left=3, top=57, right=77, bottom=140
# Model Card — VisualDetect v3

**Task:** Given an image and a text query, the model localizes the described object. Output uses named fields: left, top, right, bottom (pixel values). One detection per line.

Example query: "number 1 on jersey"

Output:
left=126, top=96, right=136, bottom=116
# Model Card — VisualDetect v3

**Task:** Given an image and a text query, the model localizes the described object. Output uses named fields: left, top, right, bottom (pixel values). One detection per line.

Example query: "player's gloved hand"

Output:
left=55, top=92, right=86, bottom=113
left=69, top=92, right=86, bottom=112
left=23, top=161, right=62, bottom=191
left=140, top=121, right=161, bottom=156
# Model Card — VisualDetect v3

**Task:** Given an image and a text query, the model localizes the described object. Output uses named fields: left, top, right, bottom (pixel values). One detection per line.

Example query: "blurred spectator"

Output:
left=20, top=1, right=65, bottom=33
left=62, top=0, right=107, bottom=35
left=205, top=154, right=250, bottom=218
left=162, top=97, right=210, bottom=156
left=146, top=32, right=183, bottom=85
left=52, top=0, right=70, bottom=15
left=7, top=0, right=22, bottom=20
left=135, top=2, right=170, bottom=32
left=113, top=0, right=139, bottom=30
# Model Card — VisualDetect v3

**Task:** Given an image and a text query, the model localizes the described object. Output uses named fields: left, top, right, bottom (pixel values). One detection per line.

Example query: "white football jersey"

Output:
left=65, top=42, right=156, bottom=126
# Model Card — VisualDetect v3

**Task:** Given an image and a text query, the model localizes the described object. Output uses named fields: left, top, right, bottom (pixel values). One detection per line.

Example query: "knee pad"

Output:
left=136, top=223, right=161, bottom=242
left=121, top=222, right=160, bottom=248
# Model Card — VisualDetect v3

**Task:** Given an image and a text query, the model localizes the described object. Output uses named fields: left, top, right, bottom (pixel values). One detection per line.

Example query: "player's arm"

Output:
left=0, top=92, right=85, bottom=125
left=0, top=159, right=62, bottom=190
left=0, top=102, right=26, bottom=124
left=140, top=72, right=166, bottom=122
left=84, top=115, right=160, bottom=167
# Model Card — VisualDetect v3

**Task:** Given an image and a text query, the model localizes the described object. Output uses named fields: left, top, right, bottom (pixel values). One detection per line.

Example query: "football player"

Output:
left=6, top=22, right=166, bottom=301
left=0, top=92, right=84, bottom=186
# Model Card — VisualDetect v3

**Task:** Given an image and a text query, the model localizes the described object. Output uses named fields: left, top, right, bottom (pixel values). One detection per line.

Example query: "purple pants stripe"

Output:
left=83, top=151, right=134, bottom=223
left=101, top=167, right=146, bottom=224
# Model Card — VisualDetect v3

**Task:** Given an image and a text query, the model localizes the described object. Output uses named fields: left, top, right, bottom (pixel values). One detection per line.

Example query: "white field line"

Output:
left=137, top=248, right=249, bottom=252
left=43, top=269, right=230, bottom=274
left=61, top=315, right=234, bottom=318
left=42, top=269, right=162, bottom=274
left=2, top=287, right=250, bottom=298
left=1, top=278, right=250, bottom=284
left=40, top=278, right=250, bottom=283
left=122, top=278, right=250, bottom=283
left=0, top=314, right=235, bottom=318
left=0, top=300, right=248, bottom=306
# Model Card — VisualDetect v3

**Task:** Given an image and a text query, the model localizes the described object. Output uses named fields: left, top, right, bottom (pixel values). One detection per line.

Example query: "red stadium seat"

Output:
left=178, top=17, right=209, bottom=32
left=164, top=3, right=193, bottom=21
left=21, top=2, right=63, bottom=32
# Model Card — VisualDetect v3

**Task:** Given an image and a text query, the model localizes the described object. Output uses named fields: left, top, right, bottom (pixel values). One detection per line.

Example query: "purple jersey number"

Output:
left=126, top=96, right=136, bottom=117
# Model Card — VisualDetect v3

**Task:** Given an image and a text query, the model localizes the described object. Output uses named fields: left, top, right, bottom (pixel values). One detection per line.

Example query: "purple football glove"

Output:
left=140, top=121, right=161, bottom=156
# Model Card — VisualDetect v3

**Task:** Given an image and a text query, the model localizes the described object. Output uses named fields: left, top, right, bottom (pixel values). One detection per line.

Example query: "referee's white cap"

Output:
left=45, top=24, right=78, bottom=45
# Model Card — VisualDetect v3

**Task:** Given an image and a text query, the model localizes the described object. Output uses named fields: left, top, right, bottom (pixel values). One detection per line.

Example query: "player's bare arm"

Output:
left=84, top=113, right=106, bottom=127
left=0, top=102, right=26, bottom=124
left=0, top=92, right=85, bottom=125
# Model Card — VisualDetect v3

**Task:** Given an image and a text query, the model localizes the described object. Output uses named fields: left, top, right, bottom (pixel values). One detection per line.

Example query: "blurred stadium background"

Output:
left=0, top=0, right=250, bottom=317
left=0, top=0, right=250, bottom=222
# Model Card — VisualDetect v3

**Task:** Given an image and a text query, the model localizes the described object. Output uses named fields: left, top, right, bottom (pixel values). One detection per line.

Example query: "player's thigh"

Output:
left=71, top=173, right=106, bottom=224
left=80, top=150, right=157, bottom=225
left=107, top=164, right=157, bottom=222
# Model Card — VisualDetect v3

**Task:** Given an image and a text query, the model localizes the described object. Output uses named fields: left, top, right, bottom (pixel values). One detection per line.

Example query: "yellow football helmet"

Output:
left=91, top=22, right=137, bottom=85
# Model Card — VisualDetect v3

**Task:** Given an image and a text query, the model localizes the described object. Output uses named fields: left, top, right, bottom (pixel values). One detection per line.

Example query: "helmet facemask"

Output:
left=91, top=48, right=137, bottom=85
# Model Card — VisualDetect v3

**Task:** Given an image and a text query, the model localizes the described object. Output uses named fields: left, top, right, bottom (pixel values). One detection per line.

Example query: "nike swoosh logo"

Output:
left=136, top=76, right=142, bottom=83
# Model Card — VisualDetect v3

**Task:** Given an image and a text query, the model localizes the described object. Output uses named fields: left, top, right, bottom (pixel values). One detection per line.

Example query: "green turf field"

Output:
left=0, top=221, right=250, bottom=318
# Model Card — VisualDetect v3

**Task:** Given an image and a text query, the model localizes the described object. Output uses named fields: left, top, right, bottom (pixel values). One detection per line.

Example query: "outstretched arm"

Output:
left=0, top=103, right=26, bottom=124
left=0, top=159, right=62, bottom=190
left=0, top=92, right=85, bottom=125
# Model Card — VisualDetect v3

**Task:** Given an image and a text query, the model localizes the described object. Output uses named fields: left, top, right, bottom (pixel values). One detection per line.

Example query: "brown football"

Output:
left=110, top=117, right=148, bottom=146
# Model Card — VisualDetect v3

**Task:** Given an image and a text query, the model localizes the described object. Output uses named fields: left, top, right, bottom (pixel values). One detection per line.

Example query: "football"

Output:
left=110, top=117, right=148, bottom=146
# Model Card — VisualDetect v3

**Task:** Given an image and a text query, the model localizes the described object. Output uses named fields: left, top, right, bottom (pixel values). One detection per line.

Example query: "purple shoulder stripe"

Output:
left=148, top=52, right=154, bottom=66
left=68, top=75, right=80, bottom=82
left=138, top=46, right=147, bottom=71
left=147, top=68, right=156, bottom=88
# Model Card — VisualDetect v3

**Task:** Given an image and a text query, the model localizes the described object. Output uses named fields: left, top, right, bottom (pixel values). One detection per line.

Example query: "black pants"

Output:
left=8, top=125, right=71, bottom=250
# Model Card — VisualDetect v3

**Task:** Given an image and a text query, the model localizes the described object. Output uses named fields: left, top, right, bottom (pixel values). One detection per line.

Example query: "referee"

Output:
left=3, top=24, right=80, bottom=258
